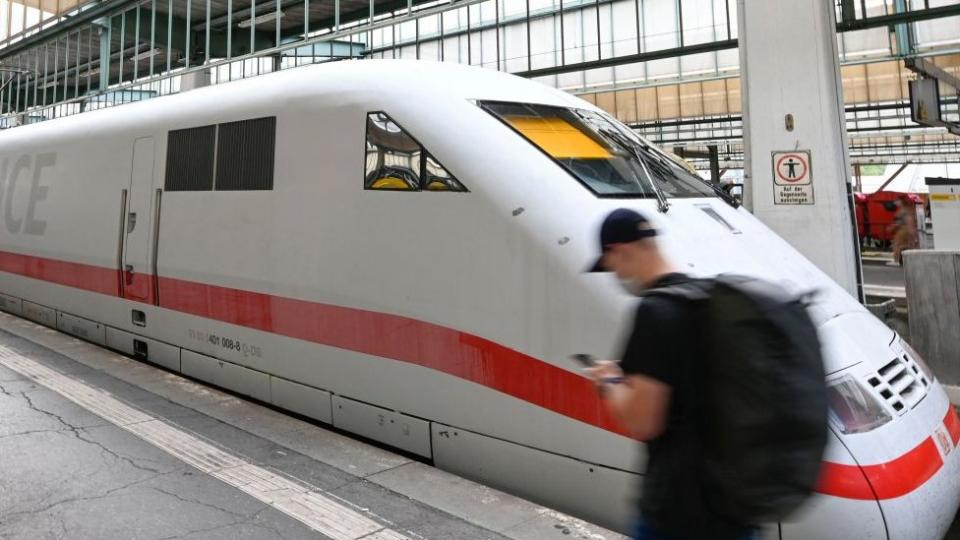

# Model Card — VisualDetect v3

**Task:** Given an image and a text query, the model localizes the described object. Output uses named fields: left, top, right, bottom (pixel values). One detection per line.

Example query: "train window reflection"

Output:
left=365, top=112, right=421, bottom=191
left=424, top=153, right=466, bottom=192
left=364, top=112, right=467, bottom=193
left=480, top=101, right=716, bottom=200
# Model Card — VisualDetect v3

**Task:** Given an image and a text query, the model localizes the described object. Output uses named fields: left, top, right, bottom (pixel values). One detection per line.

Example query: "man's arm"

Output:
left=588, top=362, right=671, bottom=441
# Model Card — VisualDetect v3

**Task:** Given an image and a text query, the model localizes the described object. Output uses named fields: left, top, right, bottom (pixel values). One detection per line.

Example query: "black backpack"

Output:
left=644, top=274, right=828, bottom=524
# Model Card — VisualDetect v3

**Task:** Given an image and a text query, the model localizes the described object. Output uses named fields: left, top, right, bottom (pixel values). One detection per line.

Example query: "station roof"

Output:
left=1, top=0, right=958, bottom=164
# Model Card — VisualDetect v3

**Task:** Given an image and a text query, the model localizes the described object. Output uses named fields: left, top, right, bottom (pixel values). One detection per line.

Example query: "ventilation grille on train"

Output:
left=867, top=355, right=930, bottom=415
left=215, top=116, right=276, bottom=191
left=164, top=117, right=276, bottom=192
left=166, top=124, right=216, bottom=191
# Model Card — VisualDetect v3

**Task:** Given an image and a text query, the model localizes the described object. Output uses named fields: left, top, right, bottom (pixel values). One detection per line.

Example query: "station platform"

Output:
left=862, top=255, right=907, bottom=301
left=0, top=312, right=624, bottom=540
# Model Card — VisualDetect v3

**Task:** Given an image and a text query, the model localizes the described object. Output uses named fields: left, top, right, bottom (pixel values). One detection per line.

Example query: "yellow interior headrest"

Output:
left=427, top=181, right=450, bottom=191
left=371, top=177, right=413, bottom=190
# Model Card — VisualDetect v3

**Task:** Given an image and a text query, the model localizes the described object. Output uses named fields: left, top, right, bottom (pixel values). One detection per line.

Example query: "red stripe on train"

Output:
left=817, top=423, right=951, bottom=500
left=816, top=461, right=877, bottom=501
left=1, top=248, right=955, bottom=501
left=0, top=249, right=624, bottom=435
left=156, top=274, right=625, bottom=435
left=0, top=251, right=119, bottom=297
left=944, top=407, right=960, bottom=446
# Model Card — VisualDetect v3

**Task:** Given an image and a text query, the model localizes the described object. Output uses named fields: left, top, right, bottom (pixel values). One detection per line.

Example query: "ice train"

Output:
left=0, top=60, right=957, bottom=539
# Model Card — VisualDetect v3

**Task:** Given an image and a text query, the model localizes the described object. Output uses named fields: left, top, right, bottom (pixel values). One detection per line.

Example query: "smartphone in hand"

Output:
left=571, top=354, right=597, bottom=367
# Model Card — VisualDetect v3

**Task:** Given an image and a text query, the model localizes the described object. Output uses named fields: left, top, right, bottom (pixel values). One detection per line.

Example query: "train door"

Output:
left=121, top=137, right=158, bottom=303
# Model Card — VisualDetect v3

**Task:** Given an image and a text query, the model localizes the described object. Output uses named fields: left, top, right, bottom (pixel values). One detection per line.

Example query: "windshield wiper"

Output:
left=615, top=127, right=741, bottom=211
left=705, top=177, right=742, bottom=209
left=591, top=113, right=743, bottom=211
left=599, top=127, right=671, bottom=213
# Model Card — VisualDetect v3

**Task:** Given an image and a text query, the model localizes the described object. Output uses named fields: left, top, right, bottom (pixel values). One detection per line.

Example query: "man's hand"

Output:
left=583, top=361, right=624, bottom=385
left=583, top=362, right=670, bottom=442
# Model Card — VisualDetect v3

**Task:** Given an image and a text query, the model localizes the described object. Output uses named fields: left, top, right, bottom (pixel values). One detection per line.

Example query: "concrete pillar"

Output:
left=737, top=0, right=862, bottom=298
left=904, top=250, right=960, bottom=405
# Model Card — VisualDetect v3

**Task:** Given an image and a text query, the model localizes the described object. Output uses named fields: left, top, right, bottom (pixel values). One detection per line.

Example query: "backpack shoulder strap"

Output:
left=639, top=277, right=715, bottom=301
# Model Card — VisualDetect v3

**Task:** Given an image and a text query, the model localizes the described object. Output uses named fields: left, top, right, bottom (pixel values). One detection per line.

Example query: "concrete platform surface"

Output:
left=0, top=312, right=624, bottom=540
left=862, top=257, right=907, bottom=299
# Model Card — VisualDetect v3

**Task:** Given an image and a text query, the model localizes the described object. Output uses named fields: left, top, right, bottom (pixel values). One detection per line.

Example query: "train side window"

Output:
left=165, top=125, right=216, bottom=191
left=365, top=112, right=421, bottom=191
left=424, top=153, right=466, bottom=192
left=215, top=116, right=276, bottom=191
left=364, top=112, right=467, bottom=193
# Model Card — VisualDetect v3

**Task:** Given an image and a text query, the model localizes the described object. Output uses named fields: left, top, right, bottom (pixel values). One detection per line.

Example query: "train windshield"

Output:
left=480, top=101, right=717, bottom=199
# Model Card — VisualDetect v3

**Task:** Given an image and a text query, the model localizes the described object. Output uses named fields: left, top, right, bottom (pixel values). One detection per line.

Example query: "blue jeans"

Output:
left=633, top=520, right=760, bottom=540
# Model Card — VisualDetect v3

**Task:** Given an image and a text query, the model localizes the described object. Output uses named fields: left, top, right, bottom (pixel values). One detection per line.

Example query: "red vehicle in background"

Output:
left=855, top=191, right=926, bottom=249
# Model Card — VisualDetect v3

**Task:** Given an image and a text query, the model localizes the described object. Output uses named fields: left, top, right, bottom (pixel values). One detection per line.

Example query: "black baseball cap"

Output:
left=587, top=209, right=658, bottom=272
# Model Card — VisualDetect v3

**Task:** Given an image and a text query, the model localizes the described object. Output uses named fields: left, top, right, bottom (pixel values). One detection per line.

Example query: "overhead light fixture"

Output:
left=129, top=48, right=162, bottom=62
left=238, top=11, right=284, bottom=28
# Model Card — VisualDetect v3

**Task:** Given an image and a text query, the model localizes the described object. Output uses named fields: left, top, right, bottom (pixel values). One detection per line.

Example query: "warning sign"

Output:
left=772, top=151, right=814, bottom=205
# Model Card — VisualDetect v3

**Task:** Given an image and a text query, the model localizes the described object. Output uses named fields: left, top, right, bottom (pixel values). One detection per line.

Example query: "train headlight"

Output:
left=827, top=376, right=892, bottom=434
left=900, top=338, right=936, bottom=383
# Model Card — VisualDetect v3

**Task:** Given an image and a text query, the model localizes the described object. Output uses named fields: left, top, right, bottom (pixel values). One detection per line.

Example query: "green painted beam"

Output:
left=206, top=28, right=277, bottom=57
left=104, top=8, right=191, bottom=52
left=0, top=0, right=136, bottom=61
left=5, top=82, right=75, bottom=110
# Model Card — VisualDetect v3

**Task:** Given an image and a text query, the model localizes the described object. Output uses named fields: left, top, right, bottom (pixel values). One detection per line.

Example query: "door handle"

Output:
left=127, top=212, right=137, bottom=233
left=124, top=264, right=134, bottom=285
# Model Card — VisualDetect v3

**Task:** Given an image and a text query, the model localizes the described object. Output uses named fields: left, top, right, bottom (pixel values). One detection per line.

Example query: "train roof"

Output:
left=0, top=60, right=589, bottom=145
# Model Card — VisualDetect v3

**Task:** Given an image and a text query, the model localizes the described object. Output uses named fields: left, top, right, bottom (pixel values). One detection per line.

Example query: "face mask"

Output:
left=618, top=277, right=644, bottom=296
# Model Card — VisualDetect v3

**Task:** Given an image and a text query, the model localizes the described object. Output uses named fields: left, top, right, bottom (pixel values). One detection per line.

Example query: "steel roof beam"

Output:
left=905, top=56, right=960, bottom=90
left=201, top=0, right=434, bottom=33
left=495, top=4, right=960, bottom=79
left=6, top=0, right=960, bottom=65
left=515, top=39, right=739, bottom=79
left=202, top=0, right=295, bottom=29
left=837, top=4, right=960, bottom=32
left=0, top=0, right=136, bottom=61
left=103, top=7, right=191, bottom=52
left=283, top=0, right=434, bottom=38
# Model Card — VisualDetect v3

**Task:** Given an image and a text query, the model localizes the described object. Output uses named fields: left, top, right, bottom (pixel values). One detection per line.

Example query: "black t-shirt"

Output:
left=620, top=273, right=746, bottom=539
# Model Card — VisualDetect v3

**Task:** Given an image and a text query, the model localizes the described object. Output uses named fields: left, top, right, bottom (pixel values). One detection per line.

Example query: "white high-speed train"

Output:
left=0, top=60, right=957, bottom=539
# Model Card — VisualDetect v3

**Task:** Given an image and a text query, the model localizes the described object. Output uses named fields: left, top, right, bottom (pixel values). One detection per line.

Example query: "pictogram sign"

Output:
left=772, top=151, right=814, bottom=205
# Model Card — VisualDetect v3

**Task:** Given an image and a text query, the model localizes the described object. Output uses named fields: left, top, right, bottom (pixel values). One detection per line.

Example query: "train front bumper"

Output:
left=877, top=402, right=960, bottom=540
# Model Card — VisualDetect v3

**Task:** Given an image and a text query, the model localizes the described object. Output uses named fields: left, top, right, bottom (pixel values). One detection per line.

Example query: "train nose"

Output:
left=852, top=392, right=960, bottom=540
left=829, top=394, right=960, bottom=540
left=783, top=405, right=960, bottom=540
left=783, top=312, right=960, bottom=540
left=780, top=430, right=888, bottom=539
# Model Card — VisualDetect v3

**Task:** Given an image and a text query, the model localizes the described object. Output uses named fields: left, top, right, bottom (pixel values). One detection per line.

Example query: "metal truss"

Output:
left=634, top=99, right=960, bottom=168
left=837, top=0, right=960, bottom=32
left=1, top=0, right=959, bottom=157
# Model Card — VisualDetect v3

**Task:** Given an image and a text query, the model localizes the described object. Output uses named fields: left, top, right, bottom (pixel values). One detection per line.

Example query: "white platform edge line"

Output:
left=0, top=346, right=412, bottom=540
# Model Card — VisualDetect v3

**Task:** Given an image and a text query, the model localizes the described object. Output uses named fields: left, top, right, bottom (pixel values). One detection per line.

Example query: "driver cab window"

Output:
left=424, top=153, right=466, bottom=192
left=364, top=112, right=466, bottom=192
